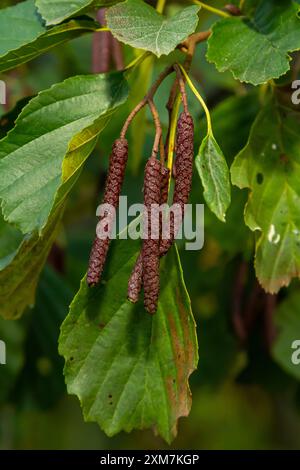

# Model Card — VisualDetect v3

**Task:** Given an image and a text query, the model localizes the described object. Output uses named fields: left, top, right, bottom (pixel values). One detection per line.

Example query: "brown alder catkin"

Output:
left=142, top=155, right=162, bottom=314
left=127, top=164, right=169, bottom=304
left=127, top=253, right=143, bottom=304
left=87, top=138, right=128, bottom=286
left=160, top=111, right=194, bottom=256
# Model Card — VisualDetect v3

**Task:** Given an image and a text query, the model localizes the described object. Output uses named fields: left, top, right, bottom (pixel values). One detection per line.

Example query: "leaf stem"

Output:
left=193, top=0, right=230, bottom=18
left=124, top=51, right=151, bottom=72
left=156, top=0, right=167, bottom=14
left=167, top=93, right=181, bottom=181
left=94, top=27, right=111, bottom=32
left=148, top=99, right=162, bottom=158
left=178, top=64, right=213, bottom=136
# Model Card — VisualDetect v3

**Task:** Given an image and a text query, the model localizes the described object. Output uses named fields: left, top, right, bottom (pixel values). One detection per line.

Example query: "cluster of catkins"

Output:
left=87, top=72, right=194, bottom=314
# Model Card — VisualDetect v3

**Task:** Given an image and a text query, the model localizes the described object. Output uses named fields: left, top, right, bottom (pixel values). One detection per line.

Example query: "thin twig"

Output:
left=179, top=31, right=211, bottom=52
left=165, top=79, right=178, bottom=154
left=148, top=99, right=162, bottom=157
left=165, top=31, right=205, bottom=177
left=165, top=32, right=209, bottom=147
left=193, top=0, right=230, bottom=18
left=120, top=99, right=147, bottom=138
left=174, top=64, right=188, bottom=114
left=120, top=65, right=174, bottom=138
left=147, top=65, right=174, bottom=99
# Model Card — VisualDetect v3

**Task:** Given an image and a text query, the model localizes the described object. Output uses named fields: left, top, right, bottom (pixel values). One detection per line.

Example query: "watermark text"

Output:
left=95, top=197, right=204, bottom=251
left=291, top=340, right=300, bottom=365
left=292, top=80, right=300, bottom=105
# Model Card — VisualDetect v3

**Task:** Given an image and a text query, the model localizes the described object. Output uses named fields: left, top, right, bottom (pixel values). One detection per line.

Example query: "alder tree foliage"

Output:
left=0, top=0, right=300, bottom=444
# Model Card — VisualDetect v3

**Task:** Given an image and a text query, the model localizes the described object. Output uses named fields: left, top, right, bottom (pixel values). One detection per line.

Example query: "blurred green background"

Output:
left=0, top=0, right=300, bottom=450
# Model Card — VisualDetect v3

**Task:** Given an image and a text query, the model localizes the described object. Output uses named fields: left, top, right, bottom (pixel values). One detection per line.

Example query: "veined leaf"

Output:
left=0, top=212, right=23, bottom=271
left=0, top=72, right=128, bottom=234
left=231, top=99, right=300, bottom=293
left=35, top=0, right=120, bottom=26
left=272, top=290, right=300, bottom=380
left=59, top=240, right=198, bottom=444
left=107, top=0, right=200, bottom=57
left=0, top=98, right=32, bottom=139
left=207, top=0, right=300, bottom=85
left=0, top=0, right=45, bottom=55
left=0, top=19, right=99, bottom=73
left=196, top=134, right=231, bottom=222
left=0, top=0, right=100, bottom=72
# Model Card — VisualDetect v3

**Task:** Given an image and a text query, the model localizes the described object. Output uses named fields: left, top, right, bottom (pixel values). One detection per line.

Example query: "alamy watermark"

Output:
left=0, top=80, right=6, bottom=105
left=95, top=196, right=204, bottom=251
left=291, top=340, right=300, bottom=366
left=292, top=80, right=300, bottom=105
left=0, top=340, right=6, bottom=365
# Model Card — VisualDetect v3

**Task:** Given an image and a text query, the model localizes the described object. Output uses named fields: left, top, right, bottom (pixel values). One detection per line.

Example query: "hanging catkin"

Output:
left=127, top=253, right=143, bottom=304
left=142, top=155, right=162, bottom=314
left=127, top=164, right=169, bottom=304
left=87, top=138, right=128, bottom=286
left=127, top=113, right=193, bottom=304
left=160, top=111, right=194, bottom=256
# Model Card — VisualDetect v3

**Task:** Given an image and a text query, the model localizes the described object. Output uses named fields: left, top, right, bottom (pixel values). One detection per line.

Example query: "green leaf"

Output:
left=59, top=240, right=198, bottom=444
left=207, top=0, right=300, bottom=85
left=107, top=0, right=200, bottom=57
left=0, top=98, right=32, bottom=139
left=0, top=19, right=99, bottom=73
left=0, top=72, right=128, bottom=318
left=200, top=91, right=260, bottom=163
left=196, top=134, right=231, bottom=222
left=0, top=213, right=23, bottom=270
left=0, top=209, right=63, bottom=319
left=0, top=71, right=128, bottom=234
left=272, top=291, right=300, bottom=380
left=0, top=1, right=45, bottom=55
left=0, top=0, right=99, bottom=72
left=231, top=99, right=300, bottom=293
left=35, top=0, right=120, bottom=26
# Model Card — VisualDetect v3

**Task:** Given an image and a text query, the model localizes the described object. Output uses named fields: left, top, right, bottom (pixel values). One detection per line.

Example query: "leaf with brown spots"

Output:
left=231, top=99, right=300, bottom=293
left=59, top=234, right=198, bottom=443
